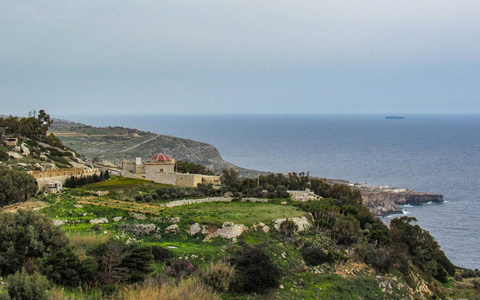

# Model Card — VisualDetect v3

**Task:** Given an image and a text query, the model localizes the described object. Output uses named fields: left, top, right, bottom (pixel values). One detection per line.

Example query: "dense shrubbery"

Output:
left=0, top=166, right=37, bottom=206
left=63, top=170, right=110, bottom=188
left=4, top=268, right=49, bottom=300
left=0, top=210, right=69, bottom=275
left=390, top=216, right=455, bottom=283
left=228, top=244, right=280, bottom=294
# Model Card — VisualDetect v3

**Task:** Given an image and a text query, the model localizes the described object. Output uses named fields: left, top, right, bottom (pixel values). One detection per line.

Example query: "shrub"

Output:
left=162, top=194, right=170, bottom=200
left=229, top=244, right=280, bottom=294
left=134, top=195, right=143, bottom=202
left=167, top=258, right=194, bottom=278
left=7, top=268, right=49, bottom=300
left=200, top=261, right=235, bottom=293
left=473, top=279, right=480, bottom=292
left=354, top=242, right=391, bottom=273
left=151, top=245, right=174, bottom=263
left=301, top=246, right=332, bottom=266
left=461, top=268, right=477, bottom=278
left=279, top=219, right=298, bottom=238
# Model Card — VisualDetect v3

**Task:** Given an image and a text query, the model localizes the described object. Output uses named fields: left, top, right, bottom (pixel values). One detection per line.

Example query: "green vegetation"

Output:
left=64, top=170, right=110, bottom=188
left=0, top=165, right=37, bottom=206
left=0, top=110, right=57, bottom=145
left=176, top=160, right=214, bottom=175
left=0, top=173, right=476, bottom=299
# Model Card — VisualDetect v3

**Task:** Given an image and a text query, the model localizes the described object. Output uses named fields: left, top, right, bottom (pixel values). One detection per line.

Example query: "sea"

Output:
left=62, top=114, right=480, bottom=269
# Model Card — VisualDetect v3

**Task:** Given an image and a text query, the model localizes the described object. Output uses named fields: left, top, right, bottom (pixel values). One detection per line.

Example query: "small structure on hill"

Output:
left=44, top=181, right=63, bottom=193
left=122, top=154, right=220, bottom=188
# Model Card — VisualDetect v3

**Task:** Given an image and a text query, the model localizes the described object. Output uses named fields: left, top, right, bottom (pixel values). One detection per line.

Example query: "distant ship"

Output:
left=385, top=116, right=405, bottom=120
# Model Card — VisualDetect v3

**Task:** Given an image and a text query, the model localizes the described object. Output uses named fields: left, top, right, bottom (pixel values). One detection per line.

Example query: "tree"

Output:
left=0, top=210, right=69, bottom=275
left=0, top=166, right=37, bottom=206
left=87, top=239, right=154, bottom=284
left=332, top=214, right=362, bottom=245
left=42, top=246, right=81, bottom=286
left=222, top=168, right=239, bottom=187
left=123, top=244, right=154, bottom=283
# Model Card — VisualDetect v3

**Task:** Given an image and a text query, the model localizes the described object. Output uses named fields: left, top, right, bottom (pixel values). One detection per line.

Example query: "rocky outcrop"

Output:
left=361, top=191, right=443, bottom=216
left=274, top=216, right=312, bottom=232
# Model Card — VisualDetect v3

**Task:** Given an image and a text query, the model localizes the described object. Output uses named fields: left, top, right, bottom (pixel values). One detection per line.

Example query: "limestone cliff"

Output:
left=361, top=190, right=443, bottom=216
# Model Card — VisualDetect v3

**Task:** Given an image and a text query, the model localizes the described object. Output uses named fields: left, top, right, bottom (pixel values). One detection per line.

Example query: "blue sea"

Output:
left=64, top=114, right=480, bottom=269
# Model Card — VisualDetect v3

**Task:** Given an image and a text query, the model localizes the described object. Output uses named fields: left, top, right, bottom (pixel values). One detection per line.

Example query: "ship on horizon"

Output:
left=385, top=116, right=405, bottom=119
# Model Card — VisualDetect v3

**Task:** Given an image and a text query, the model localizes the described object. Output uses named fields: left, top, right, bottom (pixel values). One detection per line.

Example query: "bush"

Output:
left=151, top=245, right=174, bottom=263
left=279, top=219, right=298, bottom=238
left=229, top=244, right=280, bottom=294
left=461, top=268, right=477, bottom=278
left=7, top=268, right=49, bottom=300
left=200, top=261, right=235, bottom=293
left=167, top=258, right=194, bottom=278
left=301, top=246, right=332, bottom=266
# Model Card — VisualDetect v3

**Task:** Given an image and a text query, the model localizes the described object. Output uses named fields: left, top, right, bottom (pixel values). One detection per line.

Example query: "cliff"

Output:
left=361, top=190, right=443, bottom=216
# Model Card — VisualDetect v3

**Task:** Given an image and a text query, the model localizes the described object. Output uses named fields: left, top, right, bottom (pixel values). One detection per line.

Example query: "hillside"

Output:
left=49, top=119, right=259, bottom=177
left=2, top=113, right=480, bottom=299
left=1, top=177, right=478, bottom=299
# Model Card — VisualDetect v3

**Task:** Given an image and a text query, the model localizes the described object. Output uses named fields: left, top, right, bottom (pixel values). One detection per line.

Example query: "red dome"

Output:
left=150, top=154, right=172, bottom=162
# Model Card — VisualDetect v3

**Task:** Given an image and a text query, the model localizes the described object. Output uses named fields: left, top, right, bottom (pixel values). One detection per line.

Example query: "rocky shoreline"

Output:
left=326, top=179, right=443, bottom=217
left=360, top=190, right=443, bottom=216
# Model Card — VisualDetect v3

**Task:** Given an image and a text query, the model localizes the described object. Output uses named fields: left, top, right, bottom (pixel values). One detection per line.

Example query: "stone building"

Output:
left=122, top=154, right=220, bottom=188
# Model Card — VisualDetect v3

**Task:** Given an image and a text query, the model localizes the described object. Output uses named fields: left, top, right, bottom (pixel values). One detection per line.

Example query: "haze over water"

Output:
left=67, top=114, right=480, bottom=269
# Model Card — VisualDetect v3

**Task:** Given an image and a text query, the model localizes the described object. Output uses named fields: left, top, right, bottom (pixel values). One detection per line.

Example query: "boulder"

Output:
left=20, top=144, right=30, bottom=156
left=165, top=224, right=180, bottom=234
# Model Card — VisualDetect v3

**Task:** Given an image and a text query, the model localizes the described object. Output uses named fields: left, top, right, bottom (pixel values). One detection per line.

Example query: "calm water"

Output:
left=64, top=114, right=480, bottom=269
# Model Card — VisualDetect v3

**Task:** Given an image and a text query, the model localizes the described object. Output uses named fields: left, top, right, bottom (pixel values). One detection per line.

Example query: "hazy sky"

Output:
left=1, top=1, right=479, bottom=116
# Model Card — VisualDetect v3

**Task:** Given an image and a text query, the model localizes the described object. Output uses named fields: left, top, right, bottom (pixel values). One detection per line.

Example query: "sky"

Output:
left=1, top=1, right=479, bottom=116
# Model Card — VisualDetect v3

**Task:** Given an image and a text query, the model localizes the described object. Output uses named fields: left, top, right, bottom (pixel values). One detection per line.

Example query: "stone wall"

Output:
left=29, top=167, right=100, bottom=190
left=176, top=173, right=203, bottom=187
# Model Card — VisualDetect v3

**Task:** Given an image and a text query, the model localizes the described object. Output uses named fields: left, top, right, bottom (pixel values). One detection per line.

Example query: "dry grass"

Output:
left=116, top=277, right=220, bottom=300
left=67, top=232, right=110, bottom=260
left=77, top=198, right=164, bottom=215
left=199, top=261, right=235, bottom=293
left=2, top=200, right=49, bottom=213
